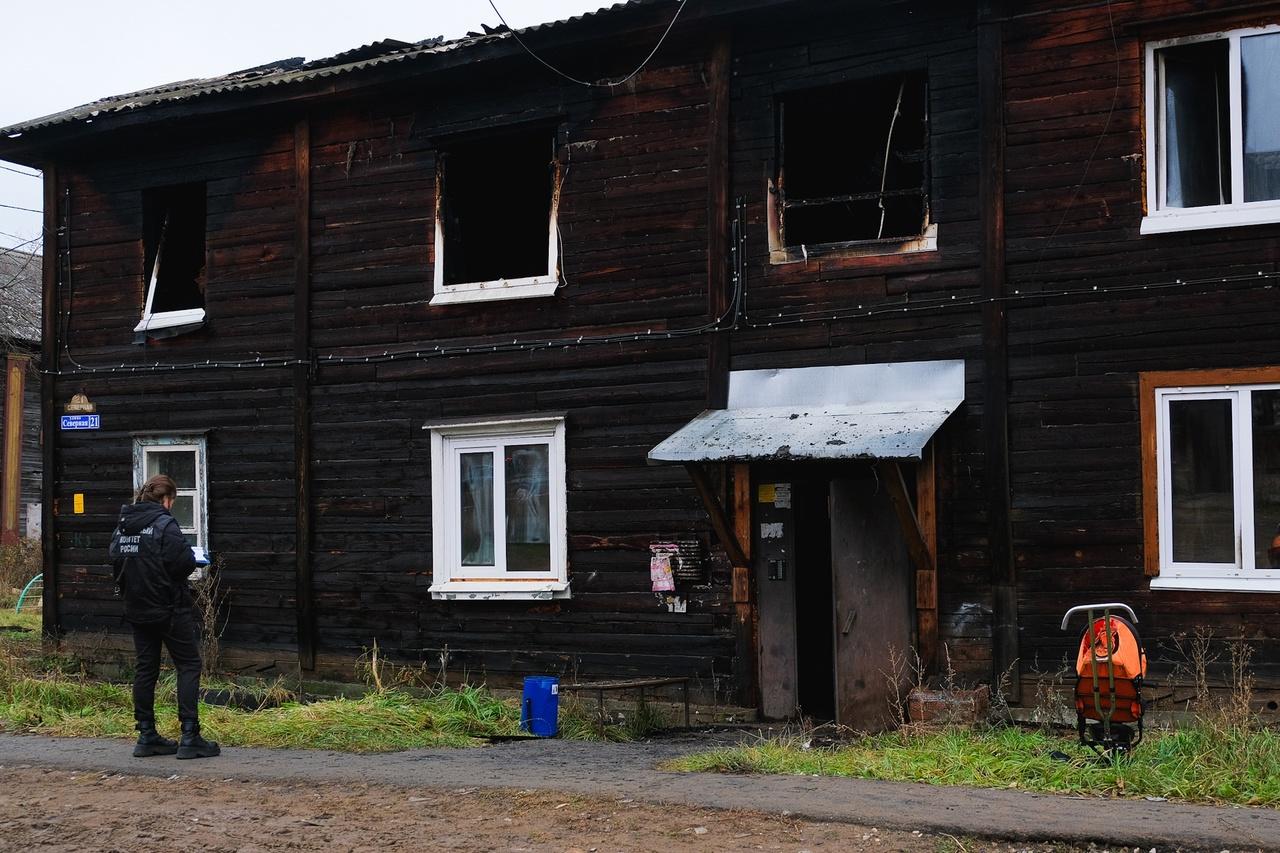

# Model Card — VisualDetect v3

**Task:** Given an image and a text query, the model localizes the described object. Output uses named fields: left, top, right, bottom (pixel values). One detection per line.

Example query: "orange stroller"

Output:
left=1060, top=603, right=1148, bottom=755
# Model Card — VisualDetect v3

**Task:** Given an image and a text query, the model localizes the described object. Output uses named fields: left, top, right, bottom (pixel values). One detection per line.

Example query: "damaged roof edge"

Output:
left=0, top=0, right=699, bottom=157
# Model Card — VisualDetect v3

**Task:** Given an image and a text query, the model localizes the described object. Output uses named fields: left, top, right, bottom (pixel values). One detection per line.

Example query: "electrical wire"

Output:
left=0, top=202, right=41, bottom=213
left=486, top=0, right=689, bottom=88
left=740, top=270, right=1279, bottom=329
left=43, top=266, right=1280, bottom=377
left=37, top=173, right=1280, bottom=378
left=0, top=234, right=41, bottom=258
left=0, top=163, right=40, bottom=179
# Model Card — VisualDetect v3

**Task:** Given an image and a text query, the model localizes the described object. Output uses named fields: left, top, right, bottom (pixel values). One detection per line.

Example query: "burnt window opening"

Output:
left=436, top=128, right=559, bottom=290
left=140, top=183, right=207, bottom=321
left=776, top=73, right=930, bottom=249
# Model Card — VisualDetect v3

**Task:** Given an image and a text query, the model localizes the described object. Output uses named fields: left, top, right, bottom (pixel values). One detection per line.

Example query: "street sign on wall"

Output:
left=59, top=414, right=100, bottom=430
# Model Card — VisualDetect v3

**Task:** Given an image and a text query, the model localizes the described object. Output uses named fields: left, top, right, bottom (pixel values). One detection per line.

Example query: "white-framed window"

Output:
left=135, top=183, right=208, bottom=338
left=430, top=127, right=562, bottom=306
left=132, top=434, right=208, bottom=550
left=767, top=72, right=937, bottom=263
left=1149, top=381, right=1280, bottom=592
left=426, top=415, right=569, bottom=600
left=1142, top=26, right=1280, bottom=234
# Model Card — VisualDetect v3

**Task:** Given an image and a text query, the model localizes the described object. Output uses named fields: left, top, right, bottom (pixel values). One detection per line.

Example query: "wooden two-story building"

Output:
left=2, top=0, right=1277, bottom=725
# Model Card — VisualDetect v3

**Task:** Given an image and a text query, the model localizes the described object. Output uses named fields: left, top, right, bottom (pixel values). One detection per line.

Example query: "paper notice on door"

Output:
left=773, top=483, right=792, bottom=509
left=757, top=483, right=776, bottom=504
left=760, top=522, right=784, bottom=540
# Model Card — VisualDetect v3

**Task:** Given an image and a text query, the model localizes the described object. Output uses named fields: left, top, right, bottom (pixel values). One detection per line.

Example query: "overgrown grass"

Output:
left=0, top=540, right=41, bottom=609
left=0, top=632, right=666, bottom=751
left=667, top=724, right=1280, bottom=807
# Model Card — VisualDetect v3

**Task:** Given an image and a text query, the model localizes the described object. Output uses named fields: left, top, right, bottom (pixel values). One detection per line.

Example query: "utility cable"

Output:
left=0, top=234, right=41, bottom=258
left=0, top=202, right=41, bottom=213
left=486, top=0, right=689, bottom=88
left=0, top=164, right=41, bottom=179
left=43, top=267, right=1280, bottom=377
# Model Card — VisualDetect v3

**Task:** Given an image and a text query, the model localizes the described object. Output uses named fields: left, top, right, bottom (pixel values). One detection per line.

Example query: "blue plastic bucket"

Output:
left=520, top=675, right=560, bottom=737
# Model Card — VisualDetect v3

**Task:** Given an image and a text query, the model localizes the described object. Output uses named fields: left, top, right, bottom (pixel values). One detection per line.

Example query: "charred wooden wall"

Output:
left=727, top=1, right=993, bottom=678
left=303, top=37, right=733, bottom=689
left=39, top=0, right=1280, bottom=706
left=1002, top=0, right=1280, bottom=685
left=48, top=121, right=300, bottom=654
left=43, top=22, right=742, bottom=697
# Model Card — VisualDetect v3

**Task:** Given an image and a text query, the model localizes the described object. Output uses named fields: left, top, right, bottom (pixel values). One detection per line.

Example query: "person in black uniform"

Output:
left=110, top=474, right=219, bottom=759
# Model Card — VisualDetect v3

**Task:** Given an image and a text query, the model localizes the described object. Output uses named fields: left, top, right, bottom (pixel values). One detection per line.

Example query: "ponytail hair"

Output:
left=136, top=474, right=178, bottom=505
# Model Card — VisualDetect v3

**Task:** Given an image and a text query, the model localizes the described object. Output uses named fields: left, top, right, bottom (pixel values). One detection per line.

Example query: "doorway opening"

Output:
left=794, top=478, right=834, bottom=721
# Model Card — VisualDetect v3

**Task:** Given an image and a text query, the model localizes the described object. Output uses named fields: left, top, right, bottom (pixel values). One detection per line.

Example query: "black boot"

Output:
left=177, top=720, right=220, bottom=759
left=133, top=720, right=178, bottom=757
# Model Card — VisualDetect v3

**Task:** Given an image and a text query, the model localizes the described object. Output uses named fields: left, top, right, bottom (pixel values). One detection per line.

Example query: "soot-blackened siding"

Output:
left=50, top=118, right=300, bottom=652
left=1002, top=0, right=1280, bottom=685
left=304, top=38, right=740, bottom=692
left=727, top=2, right=993, bottom=679
left=46, top=29, right=746, bottom=697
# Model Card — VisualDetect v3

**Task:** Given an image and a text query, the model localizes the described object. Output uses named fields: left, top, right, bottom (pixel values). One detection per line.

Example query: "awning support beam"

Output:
left=874, top=460, right=937, bottom=604
left=684, top=463, right=750, bottom=568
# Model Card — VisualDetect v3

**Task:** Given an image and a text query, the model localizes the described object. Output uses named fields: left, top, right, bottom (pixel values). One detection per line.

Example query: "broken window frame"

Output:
left=430, top=129, right=563, bottom=306
left=132, top=434, right=209, bottom=552
left=1142, top=369, right=1280, bottom=593
left=1143, top=25, right=1280, bottom=234
left=768, top=73, right=937, bottom=264
left=134, top=184, right=208, bottom=337
left=425, top=415, right=569, bottom=600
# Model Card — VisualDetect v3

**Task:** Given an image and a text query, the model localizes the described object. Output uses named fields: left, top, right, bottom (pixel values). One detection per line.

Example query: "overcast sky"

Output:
left=0, top=0, right=616, bottom=249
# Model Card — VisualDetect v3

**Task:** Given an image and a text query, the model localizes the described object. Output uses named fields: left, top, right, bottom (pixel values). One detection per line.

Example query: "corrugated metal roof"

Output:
left=0, top=1, right=662, bottom=140
left=0, top=248, right=41, bottom=345
left=649, top=361, right=966, bottom=463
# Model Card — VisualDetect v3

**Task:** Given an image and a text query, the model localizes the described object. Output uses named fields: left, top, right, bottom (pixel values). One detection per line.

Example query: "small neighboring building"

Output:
left=0, top=247, right=42, bottom=543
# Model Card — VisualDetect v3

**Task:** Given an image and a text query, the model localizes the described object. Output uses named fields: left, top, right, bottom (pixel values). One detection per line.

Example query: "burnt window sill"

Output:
left=770, top=224, right=937, bottom=265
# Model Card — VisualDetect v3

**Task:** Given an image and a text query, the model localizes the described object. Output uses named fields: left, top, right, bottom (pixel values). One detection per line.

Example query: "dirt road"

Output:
left=2, top=733, right=1276, bottom=852
left=0, top=765, right=1052, bottom=853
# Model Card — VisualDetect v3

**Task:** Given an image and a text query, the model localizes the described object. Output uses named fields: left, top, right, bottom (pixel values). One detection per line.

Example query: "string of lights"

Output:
left=739, top=270, right=1280, bottom=329
left=37, top=186, right=1280, bottom=378
left=43, top=267, right=1279, bottom=377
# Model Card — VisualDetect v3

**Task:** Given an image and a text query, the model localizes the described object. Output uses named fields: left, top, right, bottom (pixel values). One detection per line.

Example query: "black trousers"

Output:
left=131, top=609, right=202, bottom=724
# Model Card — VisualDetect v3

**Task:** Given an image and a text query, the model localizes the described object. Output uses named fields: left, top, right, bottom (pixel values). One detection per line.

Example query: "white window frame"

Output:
left=134, top=200, right=208, bottom=334
left=1151, top=383, right=1280, bottom=592
left=1142, top=25, right=1280, bottom=235
left=426, top=415, right=569, bottom=600
left=131, top=434, right=209, bottom=551
left=429, top=146, right=562, bottom=306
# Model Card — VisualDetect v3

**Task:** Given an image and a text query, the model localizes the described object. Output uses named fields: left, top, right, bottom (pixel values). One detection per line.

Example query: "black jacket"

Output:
left=109, top=501, right=196, bottom=624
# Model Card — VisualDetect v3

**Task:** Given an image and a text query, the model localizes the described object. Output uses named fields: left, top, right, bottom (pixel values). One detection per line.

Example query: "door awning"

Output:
left=649, top=360, right=965, bottom=463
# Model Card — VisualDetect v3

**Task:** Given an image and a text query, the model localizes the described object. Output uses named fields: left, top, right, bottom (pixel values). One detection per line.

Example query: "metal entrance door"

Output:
left=830, top=476, right=912, bottom=730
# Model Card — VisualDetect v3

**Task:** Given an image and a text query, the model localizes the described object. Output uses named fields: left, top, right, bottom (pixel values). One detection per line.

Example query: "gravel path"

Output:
left=1, top=732, right=1276, bottom=851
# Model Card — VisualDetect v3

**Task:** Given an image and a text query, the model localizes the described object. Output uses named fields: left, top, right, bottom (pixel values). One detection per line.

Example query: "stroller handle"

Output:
left=1060, top=602, right=1137, bottom=630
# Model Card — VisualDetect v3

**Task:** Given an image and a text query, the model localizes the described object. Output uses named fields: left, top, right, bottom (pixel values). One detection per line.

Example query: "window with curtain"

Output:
left=1144, top=27, right=1280, bottom=233
left=428, top=416, right=568, bottom=600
